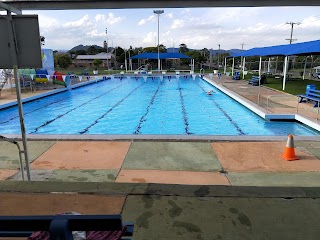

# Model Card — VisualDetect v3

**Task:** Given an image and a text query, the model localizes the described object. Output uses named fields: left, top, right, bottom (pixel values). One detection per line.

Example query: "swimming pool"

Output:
left=0, top=76, right=318, bottom=135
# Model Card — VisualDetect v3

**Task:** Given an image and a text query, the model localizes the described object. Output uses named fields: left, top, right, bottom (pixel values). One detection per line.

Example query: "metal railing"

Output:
left=0, top=135, right=26, bottom=180
left=266, top=94, right=320, bottom=122
left=296, top=98, right=320, bottom=122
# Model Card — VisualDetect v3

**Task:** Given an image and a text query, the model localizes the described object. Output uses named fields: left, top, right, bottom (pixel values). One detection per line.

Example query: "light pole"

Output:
left=105, top=28, right=109, bottom=69
left=153, top=10, right=164, bottom=72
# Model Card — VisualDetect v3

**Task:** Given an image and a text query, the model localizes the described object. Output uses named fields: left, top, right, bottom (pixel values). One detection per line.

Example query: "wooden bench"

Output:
left=0, top=215, right=134, bottom=239
left=298, top=89, right=320, bottom=107
left=248, top=76, right=260, bottom=86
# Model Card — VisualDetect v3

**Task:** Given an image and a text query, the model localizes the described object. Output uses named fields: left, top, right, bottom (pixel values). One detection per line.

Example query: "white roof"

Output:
left=313, top=66, right=320, bottom=70
left=77, top=53, right=114, bottom=60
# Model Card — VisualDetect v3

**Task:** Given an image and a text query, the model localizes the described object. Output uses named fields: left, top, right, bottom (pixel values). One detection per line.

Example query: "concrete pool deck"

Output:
left=1, top=140, right=320, bottom=186
left=1, top=74, right=320, bottom=239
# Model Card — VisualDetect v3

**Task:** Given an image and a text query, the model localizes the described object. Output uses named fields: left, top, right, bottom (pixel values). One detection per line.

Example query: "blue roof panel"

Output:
left=130, top=52, right=191, bottom=59
left=230, top=39, right=320, bottom=57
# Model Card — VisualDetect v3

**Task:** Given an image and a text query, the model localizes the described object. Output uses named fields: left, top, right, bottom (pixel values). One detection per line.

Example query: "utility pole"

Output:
left=285, top=22, right=300, bottom=44
left=240, top=42, right=246, bottom=67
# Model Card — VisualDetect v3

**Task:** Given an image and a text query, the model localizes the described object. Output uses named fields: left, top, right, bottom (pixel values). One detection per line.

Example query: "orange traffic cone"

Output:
left=281, top=134, right=299, bottom=161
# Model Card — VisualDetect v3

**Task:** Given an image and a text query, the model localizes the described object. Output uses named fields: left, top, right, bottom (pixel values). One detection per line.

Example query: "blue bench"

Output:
left=248, top=76, right=260, bottom=86
left=298, top=89, right=320, bottom=107
left=232, top=72, right=240, bottom=80
left=0, top=215, right=134, bottom=239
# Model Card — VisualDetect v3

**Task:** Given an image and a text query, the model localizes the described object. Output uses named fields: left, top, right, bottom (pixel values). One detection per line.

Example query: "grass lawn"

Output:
left=241, top=72, right=320, bottom=95
left=264, top=77, right=320, bottom=95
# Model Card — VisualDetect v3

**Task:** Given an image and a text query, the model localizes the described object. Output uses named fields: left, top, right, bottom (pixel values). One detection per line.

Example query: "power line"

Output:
left=285, top=22, right=301, bottom=44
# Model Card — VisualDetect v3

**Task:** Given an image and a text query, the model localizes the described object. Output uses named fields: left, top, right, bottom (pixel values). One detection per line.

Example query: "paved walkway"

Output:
left=1, top=74, right=320, bottom=239
left=1, top=140, right=320, bottom=186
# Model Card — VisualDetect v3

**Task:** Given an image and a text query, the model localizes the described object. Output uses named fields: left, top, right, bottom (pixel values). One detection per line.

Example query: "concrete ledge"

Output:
left=203, top=76, right=320, bottom=132
left=0, top=181, right=319, bottom=198
left=2, top=134, right=320, bottom=141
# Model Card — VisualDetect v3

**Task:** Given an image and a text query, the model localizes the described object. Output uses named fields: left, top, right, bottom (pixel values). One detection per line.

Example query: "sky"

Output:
left=14, top=7, right=320, bottom=51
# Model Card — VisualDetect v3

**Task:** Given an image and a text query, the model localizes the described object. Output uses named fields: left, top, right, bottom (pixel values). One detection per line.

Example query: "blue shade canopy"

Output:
left=129, top=52, right=191, bottom=59
left=231, top=39, right=320, bottom=57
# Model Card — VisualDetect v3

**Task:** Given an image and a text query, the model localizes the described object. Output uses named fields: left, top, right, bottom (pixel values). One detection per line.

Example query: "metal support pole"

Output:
left=224, top=58, right=227, bottom=74
left=154, top=10, right=164, bottom=72
left=157, top=13, right=160, bottom=71
left=242, top=57, right=246, bottom=79
left=231, top=58, right=234, bottom=76
left=303, top=56, right=307, bottom=80
left=13, top=66, right=31, bottom=180
left=6, top=12, right=31, bottom=180
left=124, top=50, right=127, bottom=72
left=283, top=56, right=288, bottom=90
left=258, top=57, right=262, bottom=107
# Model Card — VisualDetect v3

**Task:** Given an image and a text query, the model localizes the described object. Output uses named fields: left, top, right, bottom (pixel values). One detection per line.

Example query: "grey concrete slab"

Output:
left=296, top=141, right=320, bottom=160
left=8, top=170, right=54, bottom=181
left=227, top=172, right=320, bottom=187
left=123, top=142, right=221, bottom=171
left=0, top=141, right=56, bottom=169
left=48, top=170, right=119, bottom=182
left=122, top=195, right=320, bottom=240
left=0, top=181, right=317, bottom=198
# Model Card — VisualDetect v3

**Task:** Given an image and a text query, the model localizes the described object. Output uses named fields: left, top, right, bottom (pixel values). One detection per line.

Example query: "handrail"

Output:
left=296, top=98, right=320, bottom=122
left=0, top=135, right=25, bottom=180
left=266, top=94, right=297, bottom=113
left=267, top=95, right=319, bottom=122
left=200, top=68, right=204, bottom=75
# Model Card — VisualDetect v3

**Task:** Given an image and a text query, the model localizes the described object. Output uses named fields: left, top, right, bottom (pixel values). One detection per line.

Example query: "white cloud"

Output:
left=138, top=15, right=156, bottom=25
left=63, top=15, right=93, bottom=28
left=95, top=14, right=105, bottom=22
left=163, top=31, right=171, bottom=36
left=38, top=15, right=59, bottom=29
left=171, top=19, right=184, bottom=29
left=106, top=13, right=123, bottom=25
left=142, top=32, right=156, bottom=44
left=32, top=7, right=320, bottom=51
left=166, top=13, right=173, bottom=19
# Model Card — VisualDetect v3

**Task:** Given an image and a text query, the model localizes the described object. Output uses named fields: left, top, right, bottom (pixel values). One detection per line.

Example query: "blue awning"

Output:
left=129, top=52, right=191, bottom=59
left=231, top=39, right=320, bottom=57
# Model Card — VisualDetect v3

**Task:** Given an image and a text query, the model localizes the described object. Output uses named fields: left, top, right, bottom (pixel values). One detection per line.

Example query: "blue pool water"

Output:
left=0, top=76, right=318, bottom=135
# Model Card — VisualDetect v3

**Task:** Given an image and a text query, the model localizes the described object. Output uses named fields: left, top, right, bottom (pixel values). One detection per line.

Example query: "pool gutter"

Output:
left=203, top=76, right=320, bottom=132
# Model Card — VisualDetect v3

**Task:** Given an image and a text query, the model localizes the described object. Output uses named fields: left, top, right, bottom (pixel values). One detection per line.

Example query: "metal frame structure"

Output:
left=1, top=3, right=33, bottom=181
left=2, top=0, right=320, bottom=10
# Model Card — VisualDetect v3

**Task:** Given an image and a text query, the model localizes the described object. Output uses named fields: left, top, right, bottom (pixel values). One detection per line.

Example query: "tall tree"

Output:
left=179, top=43, right=189, bottom=53
left=87, top=45, right=98, bottom=55
left=142, top=47, right=158, bottom=53
left=54, top=54, right=72, bottom=69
